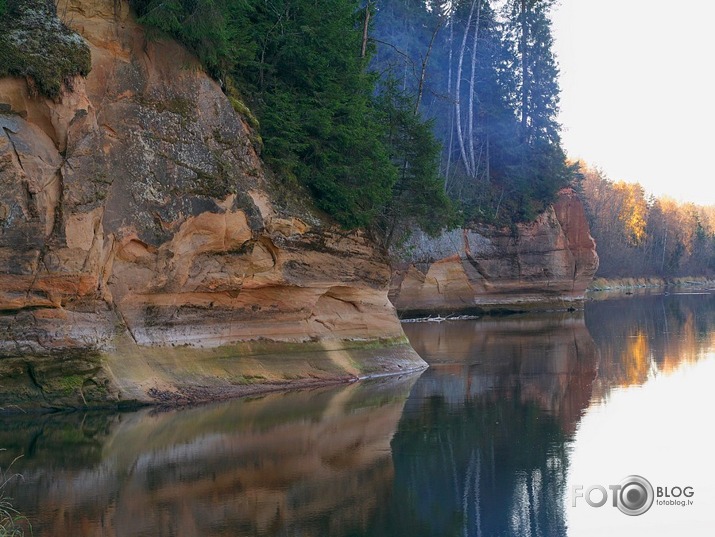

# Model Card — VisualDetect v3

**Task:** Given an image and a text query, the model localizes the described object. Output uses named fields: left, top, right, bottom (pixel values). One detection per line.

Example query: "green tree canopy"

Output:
left=130, top=0, right=455, bottom=237
left=371, top=0, right=573, bottom=224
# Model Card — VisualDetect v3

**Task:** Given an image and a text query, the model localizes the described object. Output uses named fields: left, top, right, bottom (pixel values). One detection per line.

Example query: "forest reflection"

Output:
left=397, top=293, right=715, bottom=536
left=586, top=292, right=715, bottom=397
left=1, top=293, right=714, bottom=536
left=397, top=314, right=596, bottom=537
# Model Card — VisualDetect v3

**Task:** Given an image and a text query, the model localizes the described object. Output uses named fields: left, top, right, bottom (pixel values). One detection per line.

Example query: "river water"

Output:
left=1, top=292, right=714, bottom=536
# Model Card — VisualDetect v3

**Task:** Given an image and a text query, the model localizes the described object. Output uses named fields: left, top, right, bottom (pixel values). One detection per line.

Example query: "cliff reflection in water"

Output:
left=0, top=375, right=418, bottom=537
left=3, top=294, right=715, bottom=536
left=396, top=314, right=598, bottom=537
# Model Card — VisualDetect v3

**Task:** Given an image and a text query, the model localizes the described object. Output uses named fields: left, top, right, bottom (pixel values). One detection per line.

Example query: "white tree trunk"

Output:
left=445, top=14, right=455, bottom=191
left=455, top=0, right=478, bottom=178
left=468, top=0, right=482, bottom=176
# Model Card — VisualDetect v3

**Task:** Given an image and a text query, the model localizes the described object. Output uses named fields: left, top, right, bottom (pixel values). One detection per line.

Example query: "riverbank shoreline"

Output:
left=0, top=337, right=427, bottom=414
left=588, top=276, right=715, bottom=292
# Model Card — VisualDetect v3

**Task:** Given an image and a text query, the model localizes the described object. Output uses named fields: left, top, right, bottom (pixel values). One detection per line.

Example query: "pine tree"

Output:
left=375, top=80, right=456, bottom=248
left=499, top=0, right=570, bottom=219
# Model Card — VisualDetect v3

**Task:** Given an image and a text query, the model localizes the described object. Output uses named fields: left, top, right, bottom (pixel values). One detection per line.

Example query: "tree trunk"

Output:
left=485, top=134, right=490, bottom=183
left=455, top=0, right=478, bottom=178
left=520, top=0, right=529, bottom=141
left=662, top=221, right=668, bottom=272
left=468, top=0, right=482, bottom=176
left=445, top=14, right=455, bottom=191
left=361, top=2, right=371, bottom=58
left=415, top=17, right=444, bottom=115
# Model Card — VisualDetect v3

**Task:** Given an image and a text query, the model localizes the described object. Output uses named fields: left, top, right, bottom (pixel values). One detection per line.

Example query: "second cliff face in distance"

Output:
left=390, top=188, right=599, bottom=317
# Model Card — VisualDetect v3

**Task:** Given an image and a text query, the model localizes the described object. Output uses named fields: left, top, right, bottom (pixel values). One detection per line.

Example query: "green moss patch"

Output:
left=0, top=0, right=91, bottom=99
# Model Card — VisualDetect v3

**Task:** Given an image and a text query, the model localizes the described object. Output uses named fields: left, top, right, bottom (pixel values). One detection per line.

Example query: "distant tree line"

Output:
left=127, top=0, right=571, bottom=246
left=578, top=164, right=715, bottom=278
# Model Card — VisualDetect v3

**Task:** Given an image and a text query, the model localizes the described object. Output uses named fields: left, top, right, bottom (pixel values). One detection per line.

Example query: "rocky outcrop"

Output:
left=390, top=188, right=599, bottom=316
left=0, top=0, right=424, bottom=409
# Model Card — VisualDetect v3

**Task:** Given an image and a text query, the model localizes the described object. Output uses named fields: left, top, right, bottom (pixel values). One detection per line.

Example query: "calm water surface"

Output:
left=2, top=293, right=715, bottom=536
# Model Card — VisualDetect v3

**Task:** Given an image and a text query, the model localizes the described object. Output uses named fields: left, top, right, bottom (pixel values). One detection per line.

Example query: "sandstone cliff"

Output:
left=0, top=0, right=424, bottom=409
left=390, top=188, right=599, bottom=316
left=0, top=1, right=600, bottom=411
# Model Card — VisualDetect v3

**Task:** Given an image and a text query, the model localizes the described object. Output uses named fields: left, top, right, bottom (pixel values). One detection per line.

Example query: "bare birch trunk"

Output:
left=445, top=14, right=455, bottom=191
left=468, top=0, right=482, bottom=176
left=455, top=0, right=478, bottom=178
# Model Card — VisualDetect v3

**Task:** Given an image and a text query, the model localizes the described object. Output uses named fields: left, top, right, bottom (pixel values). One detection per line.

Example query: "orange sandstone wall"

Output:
left=390, top=189, right=600, bottom=316
left=0, top=0, right=424, bottom=409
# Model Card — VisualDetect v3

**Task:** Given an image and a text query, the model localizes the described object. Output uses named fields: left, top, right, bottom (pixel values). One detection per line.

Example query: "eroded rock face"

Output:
left=0, top=0, right=423, bottom=408
left=390, top=188, right=599, bottom=316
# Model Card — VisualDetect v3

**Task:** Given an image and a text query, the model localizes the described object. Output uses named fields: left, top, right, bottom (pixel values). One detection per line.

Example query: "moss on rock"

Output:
left=0, top=0, right=91, bottom=99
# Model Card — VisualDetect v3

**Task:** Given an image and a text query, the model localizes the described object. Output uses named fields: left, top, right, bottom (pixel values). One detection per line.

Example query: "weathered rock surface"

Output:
left=0, top=0, right=424, bottom=409
left=390, top=188, right=599, bottom=316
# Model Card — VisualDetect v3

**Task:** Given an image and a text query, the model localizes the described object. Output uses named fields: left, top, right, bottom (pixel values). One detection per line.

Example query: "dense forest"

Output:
left=371, top=0, right=573, bottom=224
left=578, top=164, right=715, bottom=278
left=8, top=0, right=713, bottom=279
left=124, top=0, right=572, bottom=246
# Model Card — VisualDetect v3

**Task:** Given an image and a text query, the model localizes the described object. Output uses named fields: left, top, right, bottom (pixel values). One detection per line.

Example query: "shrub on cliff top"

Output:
left=0, top=0, right=91, bottom=99
left=129, top=0, right=398, bottom=229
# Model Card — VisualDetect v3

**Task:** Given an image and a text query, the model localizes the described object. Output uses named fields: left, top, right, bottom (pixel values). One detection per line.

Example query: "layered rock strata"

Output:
left=0, top=0, right=424, bottom=409
left=390, top=188, right=599, bottom=316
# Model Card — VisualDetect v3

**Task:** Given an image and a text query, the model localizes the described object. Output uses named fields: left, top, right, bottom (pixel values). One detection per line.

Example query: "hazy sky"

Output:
left=551, top=0, right=715, bottom=206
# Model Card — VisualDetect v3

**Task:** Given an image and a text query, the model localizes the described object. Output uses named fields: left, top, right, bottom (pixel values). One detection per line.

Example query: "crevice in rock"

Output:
left=22, top=180, right=38, bottom=219
left=49, top=168, right=65, bottom=243
left=462, top=229, right=491, bottom=282
left=322, top=289, right=361, bottom=312
left=257, top=236, right=279, bottom=267
left=2, top=127, right=25, bottom=172
left=111, top=303, right=139, bottom=345
left=81, top=209, right=104, bottom=273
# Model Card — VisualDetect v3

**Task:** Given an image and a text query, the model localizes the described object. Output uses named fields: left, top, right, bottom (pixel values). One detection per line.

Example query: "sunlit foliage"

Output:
left=578, top=162, right=715, bottom=277
left=613, top=182, right=648, bottom=245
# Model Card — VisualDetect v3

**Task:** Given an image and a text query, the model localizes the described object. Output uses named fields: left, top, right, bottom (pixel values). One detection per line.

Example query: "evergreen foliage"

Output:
left=235, top=0, right=397, bottom=228
left=375, top=80, right=458, bottom=247
left=131, top=0, right=449, bottom=232
left=128, top=0, right=570, bottom=234
left=129, top=0, right=241, bottom=80
left=372, top=0, right=572, bottom=225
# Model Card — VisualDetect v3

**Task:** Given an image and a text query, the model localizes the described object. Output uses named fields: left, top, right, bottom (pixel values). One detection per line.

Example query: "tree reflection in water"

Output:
left=2, top=293, right=715, bottom=536
left=389, top=313, right=597, bottom=537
